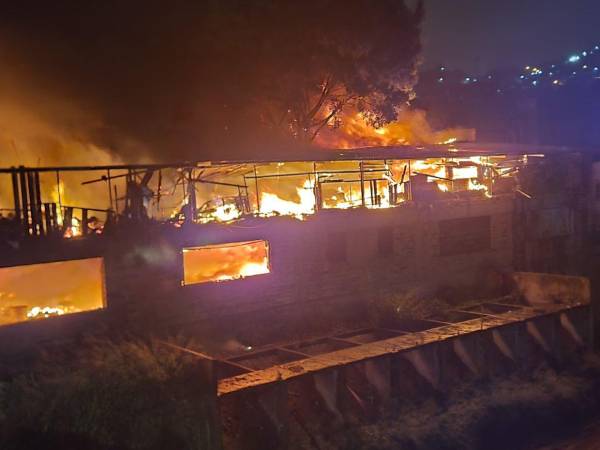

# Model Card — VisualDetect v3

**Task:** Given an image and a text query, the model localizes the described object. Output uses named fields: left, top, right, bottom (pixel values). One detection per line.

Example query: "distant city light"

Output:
left=427, top=41, right=600, bottom=91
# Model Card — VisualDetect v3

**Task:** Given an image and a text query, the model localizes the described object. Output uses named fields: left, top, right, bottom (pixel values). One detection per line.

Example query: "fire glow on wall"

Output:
left=182, top=240, right=270, bottom=285
left=0, top=257, right=106, bottom=327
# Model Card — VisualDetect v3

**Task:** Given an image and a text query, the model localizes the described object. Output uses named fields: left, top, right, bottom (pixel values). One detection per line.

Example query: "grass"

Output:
left=0, top=335, right=216, bottom=450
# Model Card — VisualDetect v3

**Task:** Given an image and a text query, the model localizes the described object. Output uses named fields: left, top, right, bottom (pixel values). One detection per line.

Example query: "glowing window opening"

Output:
left=0, top=257, right=106, bottom=327
left=182, top=240, right=270, bottom=285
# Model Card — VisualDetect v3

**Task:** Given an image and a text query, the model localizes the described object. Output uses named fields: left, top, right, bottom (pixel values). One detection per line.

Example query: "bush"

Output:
left=0, top=336, right=217, bottom=450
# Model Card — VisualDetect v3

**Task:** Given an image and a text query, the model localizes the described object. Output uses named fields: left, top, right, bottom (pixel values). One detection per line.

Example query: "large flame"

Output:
left=259, top=179, right=316, bottom=219
left=183, top=240, right=270, bottom=284
left=314, top=109, right=475, bottom=149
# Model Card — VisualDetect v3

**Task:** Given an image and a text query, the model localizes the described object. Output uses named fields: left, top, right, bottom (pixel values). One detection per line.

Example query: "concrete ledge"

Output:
left=218, top=303, right=590, bottom=396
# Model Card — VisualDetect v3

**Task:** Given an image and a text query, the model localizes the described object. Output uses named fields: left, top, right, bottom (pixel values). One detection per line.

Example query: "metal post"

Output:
left=113, top=185, right=119, bottom=215
left=34, top=172, right=44, bottom=235
left=50, top=203, right=58, bottom=232
left=313, top=162, right=320, bottom=211
left=359, top=161, right=365, bottom=207
left=107, top=169, right=113, bottom=212
left=408, top=160, right=413, bottom=201
left=243, top=173, right=250, bottom=213
left=187, top=169, right=197, bottom=222
left=10, top=169, right=21, bottom=223
left=19, top=169, right=29, bottom=235
left=254, top=165, right=261, bottom=212
left=43, top=203, right=52, bottom=234
left=55, top=170, right=62, bottom=213
left=62, top=207, right=73, bottom=234
left=26, top=171, right=38, bottom=235
left=82, top=209, right=89, bottom=235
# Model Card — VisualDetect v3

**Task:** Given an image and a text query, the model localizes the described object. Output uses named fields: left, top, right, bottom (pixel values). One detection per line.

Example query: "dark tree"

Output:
left=237, top=0, right=425, bottom=141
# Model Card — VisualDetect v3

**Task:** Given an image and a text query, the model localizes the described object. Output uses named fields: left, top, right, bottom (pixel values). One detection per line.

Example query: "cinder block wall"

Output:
left=105, top=196, right=515, bottom=343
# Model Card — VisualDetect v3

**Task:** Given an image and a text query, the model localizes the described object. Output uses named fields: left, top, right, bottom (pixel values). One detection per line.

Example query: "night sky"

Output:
left=421, top=0, right=600, bottom=73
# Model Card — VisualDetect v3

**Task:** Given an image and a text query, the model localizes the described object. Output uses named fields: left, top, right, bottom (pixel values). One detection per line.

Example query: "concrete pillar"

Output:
left=391, top=351, right=438, bottom=402
left=364, top=357, right=392, bottom=407
left=452, top=334, right=482, bottom=377
left=313, top=369, right=342, bottom=422
left=491, top=327, right=518, bottom=373
left=558, top=307, right=591, bottom=358
left=526, top=316, right=560, bottom=363
left=492, top=329, right=515, bottom=361
left=560, top=312, right=585, bottom=347
left=402, top=344, right=441, bottom=390
left=339, top=357, right=392, bottom=422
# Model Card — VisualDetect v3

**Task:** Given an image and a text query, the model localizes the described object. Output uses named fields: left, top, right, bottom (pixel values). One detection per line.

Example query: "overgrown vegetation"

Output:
left=368, top=289, right=450, bottom=328
left=0, top=336, right=215, bottom=450
left=314, top=354, right=600, bottom=450
left=383, top=290, right=450, bottom=320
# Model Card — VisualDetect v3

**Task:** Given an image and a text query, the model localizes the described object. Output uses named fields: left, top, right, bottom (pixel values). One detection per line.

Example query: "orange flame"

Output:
left=314, top=109, right=475, bottom=149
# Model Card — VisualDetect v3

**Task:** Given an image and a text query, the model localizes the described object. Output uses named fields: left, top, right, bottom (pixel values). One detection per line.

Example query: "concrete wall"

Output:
left=0, top=196, right=516, bottom=356
left=513, top=272, right=591, bottom=306
left=119, top=196, right=516, bottom=343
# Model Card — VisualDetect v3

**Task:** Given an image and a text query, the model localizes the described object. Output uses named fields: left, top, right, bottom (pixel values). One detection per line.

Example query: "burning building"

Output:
left=0, top=143, right=594, bottom=447
left=0, top=143, right=590, bottom=336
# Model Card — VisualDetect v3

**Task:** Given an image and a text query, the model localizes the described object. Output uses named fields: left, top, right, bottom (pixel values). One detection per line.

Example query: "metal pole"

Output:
left=359, top=161, right=365, bottom=207
left=19, top=169, right=29, bottom=235
left=408, top=160, right=412, bottom=201
left=254, top=165, right=261, bottom=212
left=26, top=171, right=38, bottom=235
left=187, top=169, right=197, bottom=222
left=34, top=172, right=44, bottom=235
left=313, top=162, right=320, bottom=211
left=55, top=170, right=63, bottom=214
left=10, top=169, right=21, bottom=222
left=107, top=169, right=114, bottom=211
left=114, top=185, right=119, bottom=214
